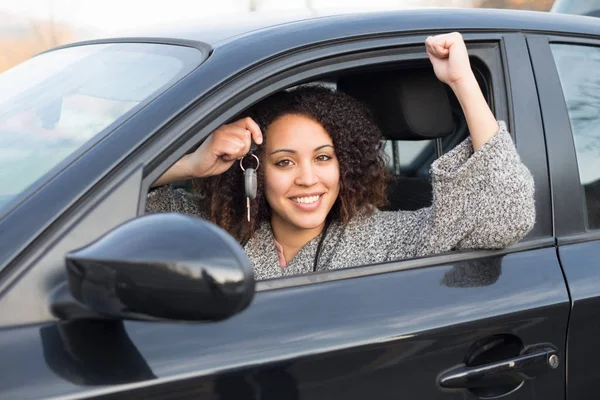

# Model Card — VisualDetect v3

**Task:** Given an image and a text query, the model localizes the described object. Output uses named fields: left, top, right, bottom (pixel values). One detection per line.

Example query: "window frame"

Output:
left=528, top=33, right=600, bottom=245
left=141, top=32, right=552, bottom=292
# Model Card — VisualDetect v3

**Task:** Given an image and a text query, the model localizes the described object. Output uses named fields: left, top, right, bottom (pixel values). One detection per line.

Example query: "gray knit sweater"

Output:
left=146, top=122, right=535, bottom=280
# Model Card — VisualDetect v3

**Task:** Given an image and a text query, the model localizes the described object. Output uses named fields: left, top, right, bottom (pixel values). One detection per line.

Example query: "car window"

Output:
left=0, top=43, right=203, bottom=215
left=383, top=139, right=432, bottom=177
left=551, top=43, right=600, bottom=230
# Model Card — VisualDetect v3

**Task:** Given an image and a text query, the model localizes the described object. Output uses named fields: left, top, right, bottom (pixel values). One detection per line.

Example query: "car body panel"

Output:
left=0, top=249, right=568, bottom=399
left=559, top=242, right=600, bottom=400
left=559, top=241, right=600, bottom=399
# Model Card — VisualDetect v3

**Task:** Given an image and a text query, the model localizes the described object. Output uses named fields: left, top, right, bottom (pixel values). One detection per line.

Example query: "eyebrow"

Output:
left=269, top=144, right=334, bottom=155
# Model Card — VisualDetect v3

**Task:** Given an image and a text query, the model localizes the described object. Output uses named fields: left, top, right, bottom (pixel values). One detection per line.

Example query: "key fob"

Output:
left=244, top=167, right=257, bottom=200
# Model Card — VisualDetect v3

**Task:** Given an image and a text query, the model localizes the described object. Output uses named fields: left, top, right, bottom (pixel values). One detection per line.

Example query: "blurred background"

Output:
left=0, top=0, right=573, bottom=73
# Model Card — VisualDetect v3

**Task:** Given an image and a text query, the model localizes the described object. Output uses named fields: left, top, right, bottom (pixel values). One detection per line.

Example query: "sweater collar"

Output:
left=244, top=220, right=333, bottom=279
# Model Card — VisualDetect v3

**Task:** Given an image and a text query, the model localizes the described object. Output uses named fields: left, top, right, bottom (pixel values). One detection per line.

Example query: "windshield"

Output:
left=552, top=0, right=600, bottom=16
left=0, top=43, right=203, bottom=213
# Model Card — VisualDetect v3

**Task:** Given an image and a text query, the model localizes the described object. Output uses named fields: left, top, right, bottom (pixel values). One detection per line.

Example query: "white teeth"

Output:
left=292, top=195, right=320, bottom=204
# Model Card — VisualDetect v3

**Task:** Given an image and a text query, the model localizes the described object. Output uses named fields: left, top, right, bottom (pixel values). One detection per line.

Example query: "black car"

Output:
left=1, top=7, right=600, bottom=400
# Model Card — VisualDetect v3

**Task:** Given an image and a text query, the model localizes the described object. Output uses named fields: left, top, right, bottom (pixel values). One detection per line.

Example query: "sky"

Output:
left=0, top=0, right=474, bottom=34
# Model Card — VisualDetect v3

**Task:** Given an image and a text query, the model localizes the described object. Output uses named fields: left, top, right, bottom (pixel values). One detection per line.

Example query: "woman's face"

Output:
left=263, top=114, right=340, bottom=233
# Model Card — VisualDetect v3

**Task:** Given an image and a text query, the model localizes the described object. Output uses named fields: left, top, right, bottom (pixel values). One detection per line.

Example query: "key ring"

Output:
left=239, top=153, right=260, bottom=171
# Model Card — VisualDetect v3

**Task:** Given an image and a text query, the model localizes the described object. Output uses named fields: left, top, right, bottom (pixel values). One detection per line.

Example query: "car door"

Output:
left=0, top=30, right=567, bottom=400
left=529, top=33, right=600, bottom=400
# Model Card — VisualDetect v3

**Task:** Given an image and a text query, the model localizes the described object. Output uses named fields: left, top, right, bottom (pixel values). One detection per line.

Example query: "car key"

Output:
left=244, top=166, right=257, bottom=222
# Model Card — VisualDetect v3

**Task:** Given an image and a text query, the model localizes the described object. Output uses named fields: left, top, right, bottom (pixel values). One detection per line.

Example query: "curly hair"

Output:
left=198, top=85, right=390, bottom=243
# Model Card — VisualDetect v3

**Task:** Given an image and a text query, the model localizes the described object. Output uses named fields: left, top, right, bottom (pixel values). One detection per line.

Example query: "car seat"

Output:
left=338, top=68, right=457, bottom=211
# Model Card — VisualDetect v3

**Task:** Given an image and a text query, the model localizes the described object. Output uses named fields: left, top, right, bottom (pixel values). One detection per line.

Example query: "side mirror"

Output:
left=61, top=213, right=254, bottom=322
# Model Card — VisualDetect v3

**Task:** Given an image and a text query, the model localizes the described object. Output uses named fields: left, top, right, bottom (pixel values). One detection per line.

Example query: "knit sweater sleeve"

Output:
left=145, top=185, right=206, bottom=218
left=383, top=121, right=535, bottom=259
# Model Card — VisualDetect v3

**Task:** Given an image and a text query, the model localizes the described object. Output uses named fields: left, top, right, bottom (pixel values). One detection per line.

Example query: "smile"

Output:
left=291, top=195, right=321, bottom=204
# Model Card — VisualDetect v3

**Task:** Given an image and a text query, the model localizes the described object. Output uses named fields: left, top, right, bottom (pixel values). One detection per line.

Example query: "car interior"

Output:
left=163, top=58, right=491, bottom=217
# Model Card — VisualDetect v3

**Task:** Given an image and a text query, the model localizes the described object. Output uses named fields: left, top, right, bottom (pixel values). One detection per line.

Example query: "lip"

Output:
left=289, top=193, right=324, bottom=212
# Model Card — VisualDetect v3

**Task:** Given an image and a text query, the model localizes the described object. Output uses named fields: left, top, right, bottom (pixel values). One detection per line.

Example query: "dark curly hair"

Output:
left=198, top=85, right=390, bottom=243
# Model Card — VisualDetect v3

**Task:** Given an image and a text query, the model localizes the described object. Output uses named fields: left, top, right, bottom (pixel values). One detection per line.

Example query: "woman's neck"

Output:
left=270, top=217, right=325, bottom=262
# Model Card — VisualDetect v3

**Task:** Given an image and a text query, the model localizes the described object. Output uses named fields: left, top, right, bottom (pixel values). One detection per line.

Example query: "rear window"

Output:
left=551, top=43, right=600, bottom=229
left=0, top=43, right=203, bottom=213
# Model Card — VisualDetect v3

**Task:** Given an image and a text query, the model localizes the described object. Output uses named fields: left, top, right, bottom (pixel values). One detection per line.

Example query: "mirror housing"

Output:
left=64, top=213, right=254, bottom=322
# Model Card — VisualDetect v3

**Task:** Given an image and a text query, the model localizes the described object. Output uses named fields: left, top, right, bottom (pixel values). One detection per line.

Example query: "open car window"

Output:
left=0, top=43, right=203, bottom=214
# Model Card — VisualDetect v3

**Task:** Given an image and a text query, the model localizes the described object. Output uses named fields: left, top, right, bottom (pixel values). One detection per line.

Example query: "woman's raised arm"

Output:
left=425, top=32, right=499, bottom=151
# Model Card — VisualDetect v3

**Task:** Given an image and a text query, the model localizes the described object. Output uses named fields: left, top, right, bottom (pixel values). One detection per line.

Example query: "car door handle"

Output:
left=438, top=346, right=559, bottom=390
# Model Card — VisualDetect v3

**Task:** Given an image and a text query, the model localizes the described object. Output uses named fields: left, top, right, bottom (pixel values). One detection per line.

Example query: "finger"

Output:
left=425, top=40, right=436, bottom=57
left=213, top=132, right=246, bottom=153
left=217, top=124, right=250, bottom=139
left=221, top=125, right=251, bottom=141
left=434, top=42, right=450, bottom=58
left=223, top=125, right=253, bottom=155
left=214, top=137, right=247, bottom=160
left=425, top=37, right=446, bottom=58
left=425, top=36, right=435, bottom=54
left=232, top=117, right=263, bottom=145
left=426, top=49, right=437, bottom=64
left=439, top=32, right=464, bottom=52
left=216, top=125, right=252, bottom=152
left=223, top=137, right=247, bottom=158
left=429, top=32, right=460, bottom=44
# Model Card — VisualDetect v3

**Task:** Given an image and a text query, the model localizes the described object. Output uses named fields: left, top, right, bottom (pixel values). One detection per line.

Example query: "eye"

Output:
left=316, top=154, right=332, bottom=162
left=275, top=159, right=294, bottom=167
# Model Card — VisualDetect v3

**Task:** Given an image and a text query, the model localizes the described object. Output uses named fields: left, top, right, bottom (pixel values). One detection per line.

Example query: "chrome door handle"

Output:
left=438, top=346, right=559, bottom=390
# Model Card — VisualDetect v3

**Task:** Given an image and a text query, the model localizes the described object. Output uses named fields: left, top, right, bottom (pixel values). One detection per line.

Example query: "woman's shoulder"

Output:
left=145, top=185, right=205, bottom=217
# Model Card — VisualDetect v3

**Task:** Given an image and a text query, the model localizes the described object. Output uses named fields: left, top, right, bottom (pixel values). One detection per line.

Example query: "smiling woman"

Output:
left=262, top=114, right=342, bottom=261
left=146, top=32, right=536, bottom=280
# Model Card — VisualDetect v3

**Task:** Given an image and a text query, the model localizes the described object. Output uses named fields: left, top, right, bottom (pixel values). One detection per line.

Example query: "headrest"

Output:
left=338, top=69, right=455, bottom=140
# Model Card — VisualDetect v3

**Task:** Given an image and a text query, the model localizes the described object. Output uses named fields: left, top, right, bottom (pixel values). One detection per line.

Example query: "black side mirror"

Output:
left=59, top=213, right=254, bottom=322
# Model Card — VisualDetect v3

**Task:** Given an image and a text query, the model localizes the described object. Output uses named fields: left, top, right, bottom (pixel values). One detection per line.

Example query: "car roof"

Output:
left=87, top=8, right=600, bottom=48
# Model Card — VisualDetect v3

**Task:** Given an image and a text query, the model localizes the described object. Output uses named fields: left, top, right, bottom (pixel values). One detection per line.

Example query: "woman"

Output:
left=147, top=32, right=536, bottom=280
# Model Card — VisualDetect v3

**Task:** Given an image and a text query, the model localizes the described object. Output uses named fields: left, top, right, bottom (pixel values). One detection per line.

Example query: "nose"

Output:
left=294, top=162, right=318, bottom=187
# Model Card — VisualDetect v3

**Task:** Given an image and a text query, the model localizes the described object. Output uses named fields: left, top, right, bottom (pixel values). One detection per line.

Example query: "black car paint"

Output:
left=559, top=242, right=600, bottom=399
left=0, top=8, right=599, bottom=400
left=1, top=249, right=568, bottom=399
